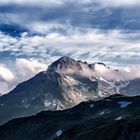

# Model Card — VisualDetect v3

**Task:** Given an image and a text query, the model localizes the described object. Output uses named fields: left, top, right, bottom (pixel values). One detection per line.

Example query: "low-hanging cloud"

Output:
left=93, top=64, right=140, bottom=81
left=0, top=59, right=47, bottom=95
left=15, top=58, right=47, bottom=82
left=0, top=65, right=15, bottom=94
left=0, top=65, right=14, bottom=82
left=58, top=62, right=140, bottom=81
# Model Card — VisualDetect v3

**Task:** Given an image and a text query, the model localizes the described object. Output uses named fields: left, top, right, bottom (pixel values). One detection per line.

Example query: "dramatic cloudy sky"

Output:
left=0, top=0, right=140, bottom=94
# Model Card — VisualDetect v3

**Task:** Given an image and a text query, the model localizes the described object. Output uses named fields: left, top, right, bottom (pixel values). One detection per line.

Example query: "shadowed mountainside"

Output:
left=0, top=95, right=140, bottom=140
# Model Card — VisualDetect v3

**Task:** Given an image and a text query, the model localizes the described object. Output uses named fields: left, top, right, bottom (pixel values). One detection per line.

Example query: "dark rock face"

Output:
left=0, top=95, right=140, bottom=140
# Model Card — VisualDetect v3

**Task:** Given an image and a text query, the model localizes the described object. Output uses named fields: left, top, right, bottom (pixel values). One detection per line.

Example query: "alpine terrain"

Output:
left=0, top=56, right=140, bottom=125
left=0, top=95, right=140, bottom=140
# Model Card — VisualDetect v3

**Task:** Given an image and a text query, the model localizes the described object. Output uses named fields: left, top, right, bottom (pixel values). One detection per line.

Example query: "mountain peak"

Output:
left=47, top=56, right=107, bottom=73
left=57, top=56, right=74, bottom=62
left=48, top=56, right=82, bottom=71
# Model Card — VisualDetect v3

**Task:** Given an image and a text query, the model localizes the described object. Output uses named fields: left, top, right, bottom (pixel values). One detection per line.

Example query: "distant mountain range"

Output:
left=0, top=95, right=140, bottom=140
left=0, top=56, right=140, bottom=125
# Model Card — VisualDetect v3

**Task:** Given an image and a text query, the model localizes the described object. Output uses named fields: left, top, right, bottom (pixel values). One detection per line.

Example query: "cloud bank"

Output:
left=0, top=65, right=14, bottom=82
left=0, top=59, right=47, bottom=94
left=0, top=0, right=140, bottom=7
left=0, top=29, right=139, bottom=66
left=97, top=0, right=140, bottom=7
left=0, top=0, right=139, bottom=32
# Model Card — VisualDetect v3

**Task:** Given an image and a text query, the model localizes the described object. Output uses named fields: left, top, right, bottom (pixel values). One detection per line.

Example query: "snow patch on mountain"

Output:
left=118, top=101, right=132, bottom=108
left=56, top=130, right=63, bottom=137
left=44, top=99, right=58, bottom=110
left=99, top=111, right=105, bottom=115
left=115, top=116, right=122, bottom=121
left=63, top=75, right=79, bottom=86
